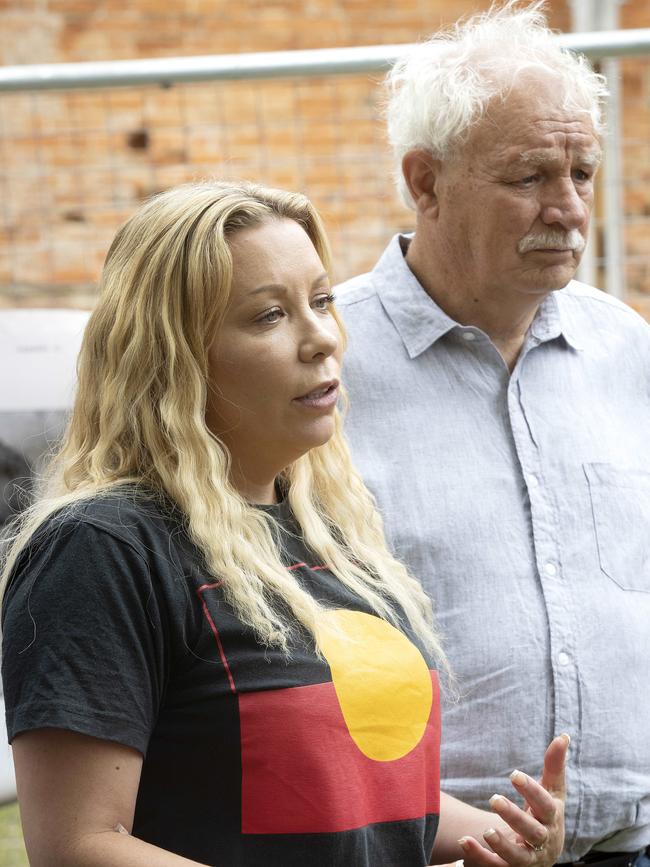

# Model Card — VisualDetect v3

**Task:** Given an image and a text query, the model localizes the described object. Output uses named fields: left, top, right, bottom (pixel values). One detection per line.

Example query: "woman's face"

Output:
left=206, top=217, right=342, bottom=502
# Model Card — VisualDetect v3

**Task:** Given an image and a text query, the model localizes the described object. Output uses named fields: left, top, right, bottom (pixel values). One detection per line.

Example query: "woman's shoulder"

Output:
left=7, top=486, right=194, bottom=600
left=34, top=486, right=184, bottom=551
left=2, top=487, right=199, bottom=633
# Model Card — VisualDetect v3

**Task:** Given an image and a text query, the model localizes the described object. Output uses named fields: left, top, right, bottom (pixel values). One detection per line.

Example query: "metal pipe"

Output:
left=601, top=57, right=626, bottom=299
left=568, top=0, right=627, bottom=298
left=569, top=0, right=598, bottom=288
left=0, top=44, right=409, bottom=93
left=1, top=28, right=649, bottom=93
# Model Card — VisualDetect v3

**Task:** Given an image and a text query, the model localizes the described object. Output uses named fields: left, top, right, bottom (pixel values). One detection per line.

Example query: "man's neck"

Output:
left=405, top=239, right=548, bottom=372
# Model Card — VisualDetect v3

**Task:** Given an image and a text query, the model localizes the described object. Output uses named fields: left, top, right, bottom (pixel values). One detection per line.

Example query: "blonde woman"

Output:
left=1, top=181, right=566, bottom=867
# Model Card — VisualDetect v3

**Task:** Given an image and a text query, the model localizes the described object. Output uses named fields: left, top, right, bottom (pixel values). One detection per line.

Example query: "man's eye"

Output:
left=313, top=292, right=336, bottom=310
left=573, top=169, right=591, bottom=182
left=519, top=174, right=540, bottom=186
left=257, top=308, right=283, bottom=324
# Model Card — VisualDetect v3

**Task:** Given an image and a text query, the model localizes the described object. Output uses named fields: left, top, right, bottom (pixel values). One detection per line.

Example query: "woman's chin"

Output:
left=289, top=418, right=338, bottom=460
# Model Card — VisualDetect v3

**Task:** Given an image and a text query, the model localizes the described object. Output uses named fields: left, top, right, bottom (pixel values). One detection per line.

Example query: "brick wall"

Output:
left=0, top=0, right=648, bottom=319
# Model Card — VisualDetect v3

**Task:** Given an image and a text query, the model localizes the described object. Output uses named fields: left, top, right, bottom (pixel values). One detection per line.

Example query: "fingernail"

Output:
left=458, top=837, right=470, bottom=852
left=483, top=828, right=498, bottom=840
left=510, top=769, right=526, bottom=784
left=560, top=732, right=571, bottom=747
left=489, top=794, right=506, bottom=807
left=114, top=823, right=129, bottom=835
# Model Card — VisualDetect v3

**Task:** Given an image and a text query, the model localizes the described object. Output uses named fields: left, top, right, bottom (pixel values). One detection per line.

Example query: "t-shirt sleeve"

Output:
left=2, top=516, right=169, bottom=755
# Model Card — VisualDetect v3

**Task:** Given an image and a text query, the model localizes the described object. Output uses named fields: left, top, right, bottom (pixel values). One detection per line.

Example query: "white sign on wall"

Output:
left=0, top=308, right=91, bottom=804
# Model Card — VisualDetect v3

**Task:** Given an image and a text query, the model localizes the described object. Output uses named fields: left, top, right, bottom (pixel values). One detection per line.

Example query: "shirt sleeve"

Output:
left=2, top=516, right=169, bottom=755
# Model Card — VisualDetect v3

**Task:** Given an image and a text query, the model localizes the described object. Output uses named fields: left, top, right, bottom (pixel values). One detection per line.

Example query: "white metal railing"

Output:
left=0, top=29, right=649, bottom=92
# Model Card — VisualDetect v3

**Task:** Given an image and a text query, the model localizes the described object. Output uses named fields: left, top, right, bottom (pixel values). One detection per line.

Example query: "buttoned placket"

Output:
left=508, top=334, right=583, bottom=852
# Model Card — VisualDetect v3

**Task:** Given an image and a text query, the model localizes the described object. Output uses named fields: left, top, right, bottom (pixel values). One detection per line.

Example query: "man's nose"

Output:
left=540, top=178, right=591, bottom=231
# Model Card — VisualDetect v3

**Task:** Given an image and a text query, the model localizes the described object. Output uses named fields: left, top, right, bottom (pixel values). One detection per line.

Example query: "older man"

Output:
left=337, top=5, right=650, bottom=867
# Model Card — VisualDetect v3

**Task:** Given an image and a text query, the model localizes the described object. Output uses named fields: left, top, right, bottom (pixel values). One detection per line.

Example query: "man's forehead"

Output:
left=470, top=69, right=598, bottom=139
left=467, top=102, right=601, bottom=167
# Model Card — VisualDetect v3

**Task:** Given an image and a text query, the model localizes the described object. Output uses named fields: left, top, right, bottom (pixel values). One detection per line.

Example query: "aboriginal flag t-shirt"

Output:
left=2, top=490, right=441, bottom=866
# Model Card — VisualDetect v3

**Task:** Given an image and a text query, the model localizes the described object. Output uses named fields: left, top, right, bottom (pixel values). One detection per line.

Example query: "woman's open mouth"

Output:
left=293, top=380, right=339, bottom=408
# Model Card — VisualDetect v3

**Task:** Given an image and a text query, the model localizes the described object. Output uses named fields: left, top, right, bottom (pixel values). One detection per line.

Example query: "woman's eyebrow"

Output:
left=246, top=272, right=330, bottom=297
left=247, top=283, right=288, bottom=297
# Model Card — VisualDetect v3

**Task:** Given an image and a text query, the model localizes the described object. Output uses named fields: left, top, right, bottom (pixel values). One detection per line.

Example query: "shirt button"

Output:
left=558, top=651, right=571, bottom=666
left=462, top=332, right=476, bottom=341
left=528, top=474, right=539, bottom=489
left=544, top=562, right=557, bottom=577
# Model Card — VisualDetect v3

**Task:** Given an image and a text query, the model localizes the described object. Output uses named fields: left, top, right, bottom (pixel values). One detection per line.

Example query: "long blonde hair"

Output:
left=1, top=180, right=444, bottom=662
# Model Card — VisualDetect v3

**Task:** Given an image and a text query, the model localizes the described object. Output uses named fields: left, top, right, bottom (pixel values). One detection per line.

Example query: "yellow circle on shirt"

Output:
left=317, top=609, right=432, bottom=762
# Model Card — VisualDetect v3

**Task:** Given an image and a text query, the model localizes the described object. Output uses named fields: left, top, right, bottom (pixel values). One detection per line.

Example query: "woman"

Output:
left=1, top=181, right=566, bottom=867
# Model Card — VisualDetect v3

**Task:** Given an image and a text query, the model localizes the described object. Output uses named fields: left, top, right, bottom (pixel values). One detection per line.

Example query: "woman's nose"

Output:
left=298, top=313, right=340, bottom=362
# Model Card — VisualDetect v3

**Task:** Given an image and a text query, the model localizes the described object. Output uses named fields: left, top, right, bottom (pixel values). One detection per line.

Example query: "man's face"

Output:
left=431, top=73, right=602, bottom=299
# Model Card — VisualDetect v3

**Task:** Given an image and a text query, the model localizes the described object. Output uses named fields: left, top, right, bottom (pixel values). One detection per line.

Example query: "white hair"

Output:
left=386, top=1, right=609, bottom=208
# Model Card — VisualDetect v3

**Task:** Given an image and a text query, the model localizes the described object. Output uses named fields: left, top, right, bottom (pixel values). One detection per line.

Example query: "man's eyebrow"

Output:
left=246, top=271, right=330, bottom=297
left=580, top=151, right=603, bottom=168
left=515, top=150, right=602, bottom=168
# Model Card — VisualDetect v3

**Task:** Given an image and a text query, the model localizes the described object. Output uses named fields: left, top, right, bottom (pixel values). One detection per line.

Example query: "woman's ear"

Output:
left=402, top=150, right=441, bottom=219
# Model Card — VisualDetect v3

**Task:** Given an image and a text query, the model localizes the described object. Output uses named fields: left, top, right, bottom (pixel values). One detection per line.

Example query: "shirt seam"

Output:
left=7, top=702, right=151, bottom=752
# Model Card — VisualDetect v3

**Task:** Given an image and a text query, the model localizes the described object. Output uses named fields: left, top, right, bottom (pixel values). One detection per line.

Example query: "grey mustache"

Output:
left=517, top=229, right=585, bottom=255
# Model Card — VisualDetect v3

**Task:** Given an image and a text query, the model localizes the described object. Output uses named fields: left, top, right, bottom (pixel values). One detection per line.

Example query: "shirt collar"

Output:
left=539, top=286, right=584, bottom=351
left=371, top=234, right=458, bottom=359
left=372, top=233, right=583, bottom=357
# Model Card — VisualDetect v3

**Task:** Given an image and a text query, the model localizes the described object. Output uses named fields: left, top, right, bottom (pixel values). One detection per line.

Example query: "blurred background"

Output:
left=1, top=0, right=649, bottom=862
left=0, top=0, right=649, bottom=315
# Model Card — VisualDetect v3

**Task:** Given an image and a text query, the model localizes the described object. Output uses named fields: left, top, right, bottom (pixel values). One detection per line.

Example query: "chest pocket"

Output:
left=584, top=463, right=650, bottom=592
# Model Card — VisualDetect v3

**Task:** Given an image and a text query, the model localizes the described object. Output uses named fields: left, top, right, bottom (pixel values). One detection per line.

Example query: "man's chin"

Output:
left=520, top=262, right=579, bottom=294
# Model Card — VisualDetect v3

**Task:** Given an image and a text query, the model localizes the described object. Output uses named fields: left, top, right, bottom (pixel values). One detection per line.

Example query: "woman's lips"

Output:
left=293, top=380, right=339, bottom=409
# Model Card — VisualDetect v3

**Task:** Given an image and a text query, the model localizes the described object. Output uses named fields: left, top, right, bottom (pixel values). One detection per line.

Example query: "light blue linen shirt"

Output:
left=336, top=234, right=650, bottom=861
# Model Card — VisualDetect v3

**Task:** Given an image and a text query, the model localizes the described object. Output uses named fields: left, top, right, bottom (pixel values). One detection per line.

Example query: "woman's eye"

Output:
left=313, top=292, right=336, bottom=310
left=257, top=308, right=283, bottom=324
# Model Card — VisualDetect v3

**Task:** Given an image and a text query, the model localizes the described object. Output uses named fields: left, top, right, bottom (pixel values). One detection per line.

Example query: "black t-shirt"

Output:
left=2, top=491, right=440, bottom=866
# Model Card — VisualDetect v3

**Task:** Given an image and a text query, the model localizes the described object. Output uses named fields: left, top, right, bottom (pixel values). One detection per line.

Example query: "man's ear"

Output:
left=402, top=149, right=441, bottom=217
